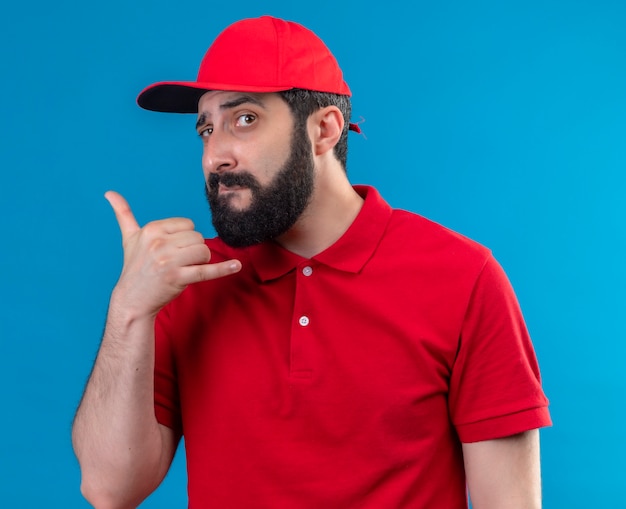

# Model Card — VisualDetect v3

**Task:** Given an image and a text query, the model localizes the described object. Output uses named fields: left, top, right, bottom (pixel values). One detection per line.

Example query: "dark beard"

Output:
left=205, top=122, right=315, bottom=248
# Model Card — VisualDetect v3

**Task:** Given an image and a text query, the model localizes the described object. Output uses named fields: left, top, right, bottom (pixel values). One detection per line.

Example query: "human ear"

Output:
left=309, top=106, right=344, bottom=156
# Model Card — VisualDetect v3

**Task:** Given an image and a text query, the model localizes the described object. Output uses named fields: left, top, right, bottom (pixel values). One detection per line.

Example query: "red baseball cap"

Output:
left=137, top=15, right=352, bottom=114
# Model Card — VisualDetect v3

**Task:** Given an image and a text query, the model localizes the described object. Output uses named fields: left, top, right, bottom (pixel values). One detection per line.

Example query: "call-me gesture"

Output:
left=105, top=191, right=242, bottom=318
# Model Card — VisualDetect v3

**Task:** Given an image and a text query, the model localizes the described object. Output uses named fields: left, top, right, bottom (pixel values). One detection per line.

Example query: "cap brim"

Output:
left=137, top=81, right=293, bottom=113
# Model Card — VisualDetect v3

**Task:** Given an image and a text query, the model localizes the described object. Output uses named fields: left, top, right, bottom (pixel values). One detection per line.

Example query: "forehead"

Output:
left=197, top=91, right=282, bottom=115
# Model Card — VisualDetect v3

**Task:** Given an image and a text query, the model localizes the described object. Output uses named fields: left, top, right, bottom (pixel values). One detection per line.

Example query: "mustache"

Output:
left=208, top=171, right=259, bottom=189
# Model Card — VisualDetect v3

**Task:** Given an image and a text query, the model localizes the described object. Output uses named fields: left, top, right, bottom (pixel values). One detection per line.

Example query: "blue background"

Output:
left=1, top=0, right=624, bottom=506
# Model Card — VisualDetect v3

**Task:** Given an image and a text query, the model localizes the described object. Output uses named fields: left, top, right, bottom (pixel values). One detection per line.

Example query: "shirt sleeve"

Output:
left=448, top=254, right=552, bottom=443
left=154, top=305, right=183, bottom=435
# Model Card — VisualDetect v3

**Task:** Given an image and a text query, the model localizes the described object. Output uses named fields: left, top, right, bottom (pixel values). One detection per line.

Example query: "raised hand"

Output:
left=105, top=191, right=241, bottom=318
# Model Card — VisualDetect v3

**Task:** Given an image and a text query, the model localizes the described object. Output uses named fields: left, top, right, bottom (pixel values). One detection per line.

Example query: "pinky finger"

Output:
left=179, top=259, right=242, bottom=285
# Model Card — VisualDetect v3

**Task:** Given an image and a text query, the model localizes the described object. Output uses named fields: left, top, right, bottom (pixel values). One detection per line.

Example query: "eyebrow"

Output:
left=196, top=94, right=266, bottom=130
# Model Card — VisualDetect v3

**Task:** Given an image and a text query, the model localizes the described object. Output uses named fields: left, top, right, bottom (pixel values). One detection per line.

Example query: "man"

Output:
left=72, top=15, right=551, bottom=509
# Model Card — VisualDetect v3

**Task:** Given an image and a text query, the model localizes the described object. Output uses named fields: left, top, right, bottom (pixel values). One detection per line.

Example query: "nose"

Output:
left=202, top=128, right=236, bottom=176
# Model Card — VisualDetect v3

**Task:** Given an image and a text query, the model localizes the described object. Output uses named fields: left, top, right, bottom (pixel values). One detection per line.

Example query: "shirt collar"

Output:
left=245, top=186, right=393, bottom=282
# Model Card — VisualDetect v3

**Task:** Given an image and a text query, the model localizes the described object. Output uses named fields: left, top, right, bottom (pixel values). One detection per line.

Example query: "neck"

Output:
left=276, top=165, right=364, bottom=259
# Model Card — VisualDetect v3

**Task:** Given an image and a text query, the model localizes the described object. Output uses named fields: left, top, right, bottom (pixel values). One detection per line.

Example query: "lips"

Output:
left=208, top=171, right=261, bottom=205
left=218, top=183, right=246, bottom=194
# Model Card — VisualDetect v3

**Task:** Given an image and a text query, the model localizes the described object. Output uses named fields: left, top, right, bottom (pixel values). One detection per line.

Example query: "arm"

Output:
left=463, top=429, right=542, bottom=509
left=72, top=191, right=241, bottom=508
left=72, top=307, right=178, bottom=509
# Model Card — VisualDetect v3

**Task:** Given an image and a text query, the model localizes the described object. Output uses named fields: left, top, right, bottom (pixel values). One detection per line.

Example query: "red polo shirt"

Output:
left=154, top=186, right=551, bottom=508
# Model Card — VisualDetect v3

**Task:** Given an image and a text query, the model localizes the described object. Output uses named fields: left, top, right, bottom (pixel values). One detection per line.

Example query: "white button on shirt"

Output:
left=299, top=316, right=310, bottom=327
left=302, top=266, right=313, bottom=276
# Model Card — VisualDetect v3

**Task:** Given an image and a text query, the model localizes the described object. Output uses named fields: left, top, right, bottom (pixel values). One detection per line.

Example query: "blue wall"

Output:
left=1, top=0, right=624, bottom=506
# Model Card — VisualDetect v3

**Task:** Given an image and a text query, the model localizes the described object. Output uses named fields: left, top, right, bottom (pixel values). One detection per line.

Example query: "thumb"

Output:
left=104, top=190, right=140, bottom=241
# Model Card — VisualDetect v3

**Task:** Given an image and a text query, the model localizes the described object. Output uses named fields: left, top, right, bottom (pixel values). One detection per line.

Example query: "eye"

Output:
left=198, top=126, right=213, bottom=138
left=235, top=113, right=256, bottom=127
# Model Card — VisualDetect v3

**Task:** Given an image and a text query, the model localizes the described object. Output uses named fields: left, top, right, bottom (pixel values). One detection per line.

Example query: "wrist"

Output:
left=106, top=288, right=159, bottom=337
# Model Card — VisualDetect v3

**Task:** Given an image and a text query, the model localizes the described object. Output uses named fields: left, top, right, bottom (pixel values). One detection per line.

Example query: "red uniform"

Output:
left=154, top=186, right=551, bottom=508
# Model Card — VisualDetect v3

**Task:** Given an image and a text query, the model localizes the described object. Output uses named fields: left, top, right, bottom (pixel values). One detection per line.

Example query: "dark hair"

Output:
left=278, top=89, right=351, bottom=172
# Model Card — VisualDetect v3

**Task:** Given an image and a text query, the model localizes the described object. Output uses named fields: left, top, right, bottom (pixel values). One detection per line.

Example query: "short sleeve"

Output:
left=448, top=255, right=551, bottom=443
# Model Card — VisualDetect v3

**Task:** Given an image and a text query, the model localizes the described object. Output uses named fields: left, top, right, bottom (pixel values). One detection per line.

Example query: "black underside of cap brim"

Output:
left=137, top=84, right=211, bottom=113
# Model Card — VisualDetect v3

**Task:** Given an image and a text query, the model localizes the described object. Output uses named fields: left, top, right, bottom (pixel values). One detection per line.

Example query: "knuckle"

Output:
left=199, top=245, right=212, bottom=263
left=146, top=242, right=169, bottom=267
left=155, top=255, right=171, bottom=270
left=142, top=222, right=160, bottom=236
left=196, top=265, right=208, bottom=282
left=161, top=265, right=180, bottom=286
left=148, top=237, right=166, bottom=252
left=176, top=218, right=194, bottom=231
